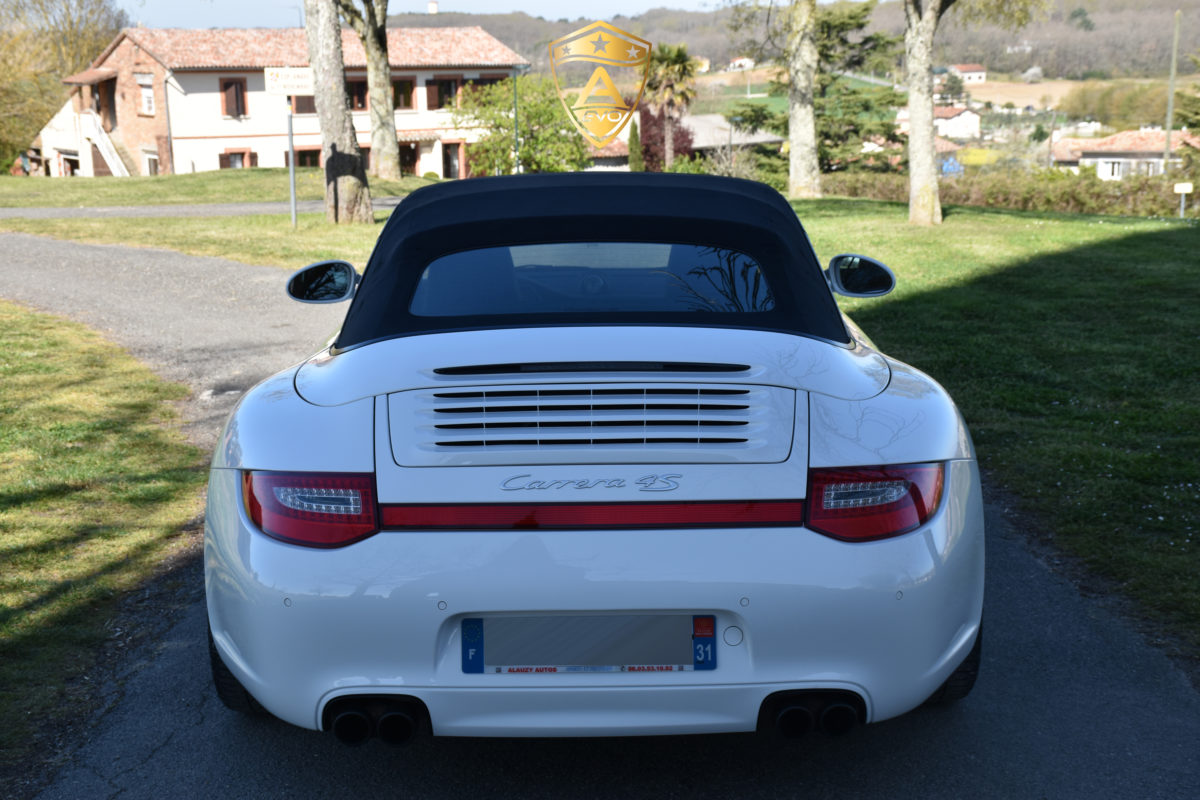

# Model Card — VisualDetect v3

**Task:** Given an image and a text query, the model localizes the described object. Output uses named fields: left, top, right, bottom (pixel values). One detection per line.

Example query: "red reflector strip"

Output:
left=379, top=500, right=804, bottom=530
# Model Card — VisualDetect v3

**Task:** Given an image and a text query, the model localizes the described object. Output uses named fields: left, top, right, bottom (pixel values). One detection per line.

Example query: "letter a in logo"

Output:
left=549, top=21, right=651, bottom=149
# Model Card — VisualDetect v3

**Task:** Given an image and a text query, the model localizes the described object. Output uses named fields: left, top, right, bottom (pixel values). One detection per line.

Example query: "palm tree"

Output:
left=647, top=43, right=698, bottom=170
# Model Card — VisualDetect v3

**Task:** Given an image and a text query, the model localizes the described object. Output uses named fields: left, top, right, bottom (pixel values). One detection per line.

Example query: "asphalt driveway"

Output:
left=2, top=233, right=1197, bottom=799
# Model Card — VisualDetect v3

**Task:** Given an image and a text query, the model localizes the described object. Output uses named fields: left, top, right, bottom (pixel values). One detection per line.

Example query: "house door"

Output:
left=99, top=80, right=117, bottom=132
left=441, top=142, right=460, bottom=180
left=400, top=142, right=417, bottom=175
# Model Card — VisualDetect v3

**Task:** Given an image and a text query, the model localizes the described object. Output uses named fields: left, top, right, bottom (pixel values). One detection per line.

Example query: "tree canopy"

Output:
left=728, top=1, right=903, bottom=177
left=0, top=0, right=127, bottom=167
left=455, top=75, right=592, bottom=175
left=646, top=43, right=699, bottom=169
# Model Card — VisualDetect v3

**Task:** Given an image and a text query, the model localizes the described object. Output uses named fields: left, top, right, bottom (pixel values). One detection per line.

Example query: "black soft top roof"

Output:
left=336, top=172, right=849, bottom=348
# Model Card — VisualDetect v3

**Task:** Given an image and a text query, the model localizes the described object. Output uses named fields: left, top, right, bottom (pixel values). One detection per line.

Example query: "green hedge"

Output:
left=820, top=169, right=1197, bottom=218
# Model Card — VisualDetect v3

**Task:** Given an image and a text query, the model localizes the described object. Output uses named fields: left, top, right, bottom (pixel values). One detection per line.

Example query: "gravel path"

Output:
left=2, top=232, right=1198, bottom=800
left=0, top=233, right=343, bottom=450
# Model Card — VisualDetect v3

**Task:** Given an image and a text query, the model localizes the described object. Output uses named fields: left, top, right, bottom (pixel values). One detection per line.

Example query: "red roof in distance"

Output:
left=94, top=27, right=527, bottom=70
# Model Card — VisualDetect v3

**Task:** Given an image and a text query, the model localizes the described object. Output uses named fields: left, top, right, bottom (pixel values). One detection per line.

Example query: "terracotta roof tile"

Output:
left=1052, top=137, right=1090, bottom=163
left=588, top=139, right=629, bottom=158
left=933, top=105, right=974, bottom=119
left=952, top=64, right=986, bottom=73
left=106, top=27, right=527, bottom=70
left=1076, top=129, right=1200, bottom=155
left=934, top=135, right=961, bottom=153
left=62, top=67, right=117, bottom=85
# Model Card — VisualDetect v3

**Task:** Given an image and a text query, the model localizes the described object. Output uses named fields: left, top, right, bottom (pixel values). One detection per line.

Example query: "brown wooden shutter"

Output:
left=250, top=152, right=258, bottom=167
left=425, top=80, right=439, bottom=110
left=218, top=153, right=231, bottom=169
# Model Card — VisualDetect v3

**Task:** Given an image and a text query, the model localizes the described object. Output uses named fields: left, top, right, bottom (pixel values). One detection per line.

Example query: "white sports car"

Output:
left=206, top=173, right=984, bottom=745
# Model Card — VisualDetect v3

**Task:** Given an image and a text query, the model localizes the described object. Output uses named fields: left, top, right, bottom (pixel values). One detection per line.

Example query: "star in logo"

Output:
left=589, top=34, right=609, bottom=53
left=626, top=44, right=641, bottom=59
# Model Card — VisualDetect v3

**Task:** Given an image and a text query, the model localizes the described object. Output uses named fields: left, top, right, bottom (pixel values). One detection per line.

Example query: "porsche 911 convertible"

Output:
left=205, top=173, right=984, bottom=745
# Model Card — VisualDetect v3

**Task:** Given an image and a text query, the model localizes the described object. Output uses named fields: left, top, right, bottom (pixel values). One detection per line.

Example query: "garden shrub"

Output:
left=820, top=169, right=1195, bottom=218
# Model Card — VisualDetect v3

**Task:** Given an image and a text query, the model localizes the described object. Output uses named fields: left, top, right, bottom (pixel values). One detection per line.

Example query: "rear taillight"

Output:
left=243, top=471, right=378, bottom=548
left=806, top=463, right=944, bottom=542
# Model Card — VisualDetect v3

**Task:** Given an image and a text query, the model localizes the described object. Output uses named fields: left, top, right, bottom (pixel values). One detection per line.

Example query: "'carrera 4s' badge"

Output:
left=549, top=21, right=651, bottom=149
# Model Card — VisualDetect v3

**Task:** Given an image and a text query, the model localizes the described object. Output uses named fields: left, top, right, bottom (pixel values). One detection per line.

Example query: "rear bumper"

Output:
left=204, top=460, right=984, bottom=735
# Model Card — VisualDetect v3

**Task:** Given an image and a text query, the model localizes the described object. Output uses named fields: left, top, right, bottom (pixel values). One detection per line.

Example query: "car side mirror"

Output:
left=825, top=254, right=895, bottom=298
left=287, top=260, right=359, bottom=304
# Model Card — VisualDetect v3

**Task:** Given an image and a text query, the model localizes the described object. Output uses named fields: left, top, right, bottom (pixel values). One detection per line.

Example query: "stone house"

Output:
left=34, top=26, right=527, bottom=179
left=1052, top=129, right=1200, bottom=180
left=948, top=64, right=987, bottom=84
left=895, top=106, right=982, bottom=142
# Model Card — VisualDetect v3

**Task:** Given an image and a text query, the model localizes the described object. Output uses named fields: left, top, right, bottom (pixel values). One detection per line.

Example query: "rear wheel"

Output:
left=208, top=628, right=265, bottom=715
left=925, top=626, right=982, bottom=705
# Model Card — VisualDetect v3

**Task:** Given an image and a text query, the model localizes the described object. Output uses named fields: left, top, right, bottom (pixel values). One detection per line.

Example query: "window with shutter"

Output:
left=221, top=78, right=247, bottom=117
left=346, top=80, right=368, bottom=111
left=393, top=78, right=414, bottom=109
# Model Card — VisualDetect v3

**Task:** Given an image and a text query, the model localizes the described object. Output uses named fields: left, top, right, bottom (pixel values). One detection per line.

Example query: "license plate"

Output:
left=462, top=614, right=716, bottom=674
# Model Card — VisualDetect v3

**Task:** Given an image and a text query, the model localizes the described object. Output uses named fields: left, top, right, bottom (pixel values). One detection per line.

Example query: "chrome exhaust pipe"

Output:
left=775, top=705, right=815, bottom=739
left=331, top=709, right=372, bottom=746
left=819, top=702, right=859, bottom=736
left=376, top=710, right=417, bottom=746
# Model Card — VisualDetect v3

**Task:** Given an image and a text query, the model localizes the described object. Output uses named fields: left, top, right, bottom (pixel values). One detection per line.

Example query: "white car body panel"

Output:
left=294, top=327, right=891, bottom=406
left=206, top=458, right=983, bottom=734
left=207, top=329, right=984, bottom=735
left=211, top=369, right=374, bottom=472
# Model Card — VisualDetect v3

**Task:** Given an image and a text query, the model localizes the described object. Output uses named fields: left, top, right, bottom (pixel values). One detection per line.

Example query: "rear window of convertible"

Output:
left=409, top=243, right=775, bottom=317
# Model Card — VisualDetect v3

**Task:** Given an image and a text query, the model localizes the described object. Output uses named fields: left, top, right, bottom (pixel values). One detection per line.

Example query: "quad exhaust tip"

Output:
left=764, top=691, right=864, bottom=739
left=325, top=697, right=427, bottom=746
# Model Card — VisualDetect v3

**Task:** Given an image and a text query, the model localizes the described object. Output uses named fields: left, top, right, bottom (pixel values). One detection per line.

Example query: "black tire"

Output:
left=208, top=628, right=266, bottom=715
left=925, top=626, right=982, bottom=706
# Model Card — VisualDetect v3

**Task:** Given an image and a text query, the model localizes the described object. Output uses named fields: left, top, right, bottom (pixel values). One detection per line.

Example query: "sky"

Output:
left=116, top=1, right=723, bottom=29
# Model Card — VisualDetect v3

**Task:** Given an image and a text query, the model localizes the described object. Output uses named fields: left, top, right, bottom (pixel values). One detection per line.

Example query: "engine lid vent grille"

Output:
left=388, top=383, right=796, bottom=466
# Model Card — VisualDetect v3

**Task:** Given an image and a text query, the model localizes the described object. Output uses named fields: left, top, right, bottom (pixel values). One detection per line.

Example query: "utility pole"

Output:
left=1164, top=9, right=1181, bottom=173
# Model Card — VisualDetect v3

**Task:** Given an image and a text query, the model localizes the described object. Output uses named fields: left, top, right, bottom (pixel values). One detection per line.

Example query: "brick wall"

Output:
left=98, top=38, right=172, bottom=175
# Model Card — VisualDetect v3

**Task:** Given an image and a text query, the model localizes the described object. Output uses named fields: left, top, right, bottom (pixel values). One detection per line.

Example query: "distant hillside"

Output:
left=870, top=0, right=1199, bottom=79
left=386, top=8, right=738, bottom=73
left=389, top=1, right=1197, bottom=81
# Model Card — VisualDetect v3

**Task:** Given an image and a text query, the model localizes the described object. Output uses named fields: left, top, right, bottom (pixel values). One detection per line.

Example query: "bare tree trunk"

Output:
left=785, top=0, right=820, bottom=198
left=664, top=113, right=675, bottom=169
left=904, top=1, right=945, bottom=225
left=305, top=0, right=372, bottom=224
left=336, top=0, right=401, bottom=180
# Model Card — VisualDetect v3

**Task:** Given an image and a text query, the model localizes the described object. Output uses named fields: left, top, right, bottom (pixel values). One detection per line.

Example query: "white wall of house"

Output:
left=38, top=101, right=81, bottom=177
left=1080, top=155, right=1179, bottom=181
left=935, top=111, right=981, bottom=140
left=165, top=67, right=508, bottom=176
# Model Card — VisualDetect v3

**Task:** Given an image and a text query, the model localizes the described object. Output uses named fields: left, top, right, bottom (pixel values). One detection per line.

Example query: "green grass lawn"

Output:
left=0, top=212, right=389, bottom=270
left=0, top=301, right=206, bottom=774
left=798, top=199, right=1199, bottom=647
left=0, top=168, right=434, bottom=208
